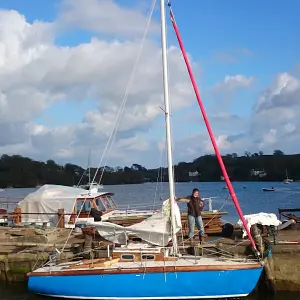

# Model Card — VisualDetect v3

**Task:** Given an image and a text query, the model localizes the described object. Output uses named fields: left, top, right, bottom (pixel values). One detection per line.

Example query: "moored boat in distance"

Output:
left=263, top=187, right=275, bottom=192
left=78, top=181, right=103, bottom=192
left=283, top=169, right=293, bottom=184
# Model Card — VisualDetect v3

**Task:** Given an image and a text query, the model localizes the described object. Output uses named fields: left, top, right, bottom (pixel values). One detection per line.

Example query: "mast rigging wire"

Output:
left=91, top=0, right=157, bottom=187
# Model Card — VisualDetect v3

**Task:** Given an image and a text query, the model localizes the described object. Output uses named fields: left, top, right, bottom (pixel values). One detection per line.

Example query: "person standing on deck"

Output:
left=175, top=188, right=205, bottom=243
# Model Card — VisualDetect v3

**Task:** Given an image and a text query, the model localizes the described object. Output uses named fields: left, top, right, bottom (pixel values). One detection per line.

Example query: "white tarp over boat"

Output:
left=237, top=212, right=282, bottom=237
left=79, top=199, right=182, bottom=246
left=18, top=184, right=95, bottom=226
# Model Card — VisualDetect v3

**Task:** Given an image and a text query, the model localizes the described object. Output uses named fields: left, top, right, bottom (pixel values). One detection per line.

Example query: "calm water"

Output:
left=1, top=181, right=300, bottom=299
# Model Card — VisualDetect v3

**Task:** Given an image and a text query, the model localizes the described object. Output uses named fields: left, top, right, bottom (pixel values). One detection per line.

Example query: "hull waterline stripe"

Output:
left=38, top=294, right=249, bottom=299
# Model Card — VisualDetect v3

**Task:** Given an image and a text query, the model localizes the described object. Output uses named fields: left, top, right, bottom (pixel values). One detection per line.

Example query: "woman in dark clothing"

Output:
left=176, top=188, right=205, bottom=243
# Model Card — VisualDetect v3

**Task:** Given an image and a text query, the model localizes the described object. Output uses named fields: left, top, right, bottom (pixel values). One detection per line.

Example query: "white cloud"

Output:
left=255, top=72, right=300, bottom=112
left=1, top=2, right=299, bottom=168
left=174, top=70, right=300, bottom=161
left=58, top=0, right=160, bottom=36
left=0, top=4, right=198, bottom=167
left=249, top=72, right=300, bottom=153
left=213, top=74, right=254, bottom=92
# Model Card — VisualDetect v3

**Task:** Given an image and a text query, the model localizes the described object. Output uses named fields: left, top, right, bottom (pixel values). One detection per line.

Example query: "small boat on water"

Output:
left=78, top=181, right=103, bottom=192
left=263, top=187, right=275, bottom=192
left=283, top=169, right=293, bottom=184
left=76, top=151, right=104, bottom=192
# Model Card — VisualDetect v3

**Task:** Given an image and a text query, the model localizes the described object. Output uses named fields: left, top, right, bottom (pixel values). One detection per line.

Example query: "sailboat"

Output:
left=77, top=151, right=103, bottom=192
left=27, top=1, right=263, bottom=298
left=283, top=169, right=293, bottom=184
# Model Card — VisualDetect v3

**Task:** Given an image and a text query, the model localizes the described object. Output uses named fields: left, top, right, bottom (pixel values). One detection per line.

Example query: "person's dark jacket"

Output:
left=176, top=195, right=204, bottom=217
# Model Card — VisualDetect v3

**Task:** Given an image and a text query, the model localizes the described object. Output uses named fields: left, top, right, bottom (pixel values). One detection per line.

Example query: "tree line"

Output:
left=0, top=150, right=299, bottom=188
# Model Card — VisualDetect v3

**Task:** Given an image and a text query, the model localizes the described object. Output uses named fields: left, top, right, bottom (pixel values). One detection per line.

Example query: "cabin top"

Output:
left=75, top=192, right=117, bottom=213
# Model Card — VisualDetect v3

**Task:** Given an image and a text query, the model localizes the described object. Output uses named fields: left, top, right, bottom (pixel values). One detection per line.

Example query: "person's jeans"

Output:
left=188, top=214, right=204, bottom=238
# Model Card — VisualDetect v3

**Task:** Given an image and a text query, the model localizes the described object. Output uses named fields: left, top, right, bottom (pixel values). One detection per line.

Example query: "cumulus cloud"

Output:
left=58, top=0, right=160, bottom=36
left=1, top=1, right=299, bottom=168
left=213, top=74, right=254, bottom=92
left=255, top=72, right=300, bottom=112
left=174, top=71, right=300, bottom=162
left=249, top=72, right=300, bottom=153
left=0, top=3, right=198, bottom=167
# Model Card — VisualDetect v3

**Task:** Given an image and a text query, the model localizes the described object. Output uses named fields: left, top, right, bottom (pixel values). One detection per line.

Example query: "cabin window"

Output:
left=141, top=255, right=155, bottom=260
left=85, top=201, right=92, bottom=211
left=121, top=254, right=135, bottom=260
left=103, top=195, right=117, bottom=210
left=95, top=198, right=106, bottom=212
left=109, top=195, right=117, bottom=209
left=76, top=200, right=92, bottom=212
left=76, top=200, right=84, bottom=212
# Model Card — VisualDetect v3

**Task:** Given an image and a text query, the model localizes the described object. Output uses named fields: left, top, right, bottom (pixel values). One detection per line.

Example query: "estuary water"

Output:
left=0, top=181, right=300, bottom=299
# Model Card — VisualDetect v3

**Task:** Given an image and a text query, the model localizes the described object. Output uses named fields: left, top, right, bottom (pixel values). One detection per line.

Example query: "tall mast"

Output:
left=160, top=0, right=178, bottom=254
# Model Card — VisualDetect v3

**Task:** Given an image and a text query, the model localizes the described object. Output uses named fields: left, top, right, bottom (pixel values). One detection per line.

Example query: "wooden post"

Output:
left=82, top=227, right=96, bottom=259
left=13, top=207, right=21, bottom=225
left=251, top=224, right=276, bottom=295
left=57, top=208, right=65, bottom=228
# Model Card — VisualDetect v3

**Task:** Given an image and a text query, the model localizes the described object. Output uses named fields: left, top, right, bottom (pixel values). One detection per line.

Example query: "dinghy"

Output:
left=263, top=188, right=275, bottom=192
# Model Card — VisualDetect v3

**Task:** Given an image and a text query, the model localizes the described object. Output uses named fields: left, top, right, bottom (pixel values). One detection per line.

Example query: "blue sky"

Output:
left=0, top=0, right=299, bottom=167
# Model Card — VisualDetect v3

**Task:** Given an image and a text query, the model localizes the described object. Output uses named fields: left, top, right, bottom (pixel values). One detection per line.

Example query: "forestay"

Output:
left=80, top=199, right=182, bottom=246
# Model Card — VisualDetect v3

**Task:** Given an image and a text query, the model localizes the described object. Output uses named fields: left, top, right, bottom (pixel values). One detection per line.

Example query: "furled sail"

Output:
left=80, top=199, right=182, bottom=246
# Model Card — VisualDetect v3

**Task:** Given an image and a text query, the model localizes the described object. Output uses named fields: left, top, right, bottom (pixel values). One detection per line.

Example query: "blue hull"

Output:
left=28, top=267, right=263, bottom=299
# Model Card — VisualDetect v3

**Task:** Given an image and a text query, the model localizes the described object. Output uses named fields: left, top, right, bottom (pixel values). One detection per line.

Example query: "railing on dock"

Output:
left=278, top=208, right=300, bottom=223
left=0, top=208, right=74, bottom=228
left=0, top=196, right=225, bottom=234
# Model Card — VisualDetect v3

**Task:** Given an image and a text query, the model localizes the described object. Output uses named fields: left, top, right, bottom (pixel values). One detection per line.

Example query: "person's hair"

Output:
left=191, top=188, right=199, bottom=199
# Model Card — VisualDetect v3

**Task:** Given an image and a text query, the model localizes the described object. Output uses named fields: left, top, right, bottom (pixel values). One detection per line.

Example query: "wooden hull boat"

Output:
left=27, top=197, right=262, bottom=299
left=28, top=256, right=262, bottom=299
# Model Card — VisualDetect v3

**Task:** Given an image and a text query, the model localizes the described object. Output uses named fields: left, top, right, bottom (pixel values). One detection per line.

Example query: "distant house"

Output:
left=250, top=169, right=267, bottom=177
left=189, top=171, right=199, bottom=177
